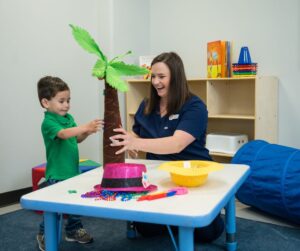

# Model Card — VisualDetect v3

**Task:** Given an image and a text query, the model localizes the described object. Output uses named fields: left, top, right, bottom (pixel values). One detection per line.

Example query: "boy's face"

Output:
left=42, top=90, right=71, bottom=116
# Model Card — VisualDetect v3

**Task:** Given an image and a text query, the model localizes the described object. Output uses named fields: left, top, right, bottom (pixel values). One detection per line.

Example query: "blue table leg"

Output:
left=44, top=212, right=58, bottom=251
left=57, top=214, right=63, bottom=243
left=126, top=221, right=137, bottom=239
left=225, top=196, right=237, bottom=251
left=178, top=226, right=194, bottom=251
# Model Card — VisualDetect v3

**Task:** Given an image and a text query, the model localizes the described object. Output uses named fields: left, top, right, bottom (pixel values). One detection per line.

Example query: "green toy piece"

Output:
left=68, top=190, right=77, bottom=194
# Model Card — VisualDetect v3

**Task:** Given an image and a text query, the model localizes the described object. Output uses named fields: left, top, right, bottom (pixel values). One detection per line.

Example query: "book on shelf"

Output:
left=207, top=40, right=232, bottom=78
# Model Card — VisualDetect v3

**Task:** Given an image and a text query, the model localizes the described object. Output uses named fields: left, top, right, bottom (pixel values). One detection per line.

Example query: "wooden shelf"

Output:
left=208, top=114, right=255, bottom=120
left=210, top=152, right=234, bottom=157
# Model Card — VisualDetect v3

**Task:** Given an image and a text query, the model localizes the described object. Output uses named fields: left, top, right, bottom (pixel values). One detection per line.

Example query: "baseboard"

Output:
left=0, top=187, right=32, bottom=207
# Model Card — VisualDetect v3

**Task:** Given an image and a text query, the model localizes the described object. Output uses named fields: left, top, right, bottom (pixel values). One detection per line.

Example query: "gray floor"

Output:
left=1, top=201, right=299, bottom=229
left=0, top=203, right=22, bottom=215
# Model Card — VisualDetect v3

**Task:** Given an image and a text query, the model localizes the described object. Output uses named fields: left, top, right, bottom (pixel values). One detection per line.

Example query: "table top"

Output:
left=21, top=159, right=249, bottom=228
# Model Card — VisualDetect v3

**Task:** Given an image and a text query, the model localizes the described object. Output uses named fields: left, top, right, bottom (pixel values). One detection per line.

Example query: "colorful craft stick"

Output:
left=137, top=191, right=177, bottom=201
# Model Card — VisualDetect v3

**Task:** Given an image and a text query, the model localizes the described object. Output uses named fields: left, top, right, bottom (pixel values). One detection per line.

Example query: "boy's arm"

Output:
left=57, top=119, right=103, bottom=142
left=76, top=132, right=90, bottom=143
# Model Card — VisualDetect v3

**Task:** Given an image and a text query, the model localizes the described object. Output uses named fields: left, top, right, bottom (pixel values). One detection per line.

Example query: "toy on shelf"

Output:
left=232, top=46, right=257, bottom=77
left=139, top=55, right=155, bottom=79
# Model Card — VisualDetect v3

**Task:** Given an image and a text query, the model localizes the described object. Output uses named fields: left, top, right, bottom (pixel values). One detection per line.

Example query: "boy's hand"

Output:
left=85, top=119, right=104, bottom=134
left=58, top=119, right=104, bottom=142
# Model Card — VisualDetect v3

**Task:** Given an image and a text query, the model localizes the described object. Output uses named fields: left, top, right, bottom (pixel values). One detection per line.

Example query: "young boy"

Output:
left=36, top=76, right=103, bottom=251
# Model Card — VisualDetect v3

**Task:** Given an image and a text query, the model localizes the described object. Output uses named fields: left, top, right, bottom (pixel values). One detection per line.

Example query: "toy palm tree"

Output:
left=70, top=24, right=149, bottom=166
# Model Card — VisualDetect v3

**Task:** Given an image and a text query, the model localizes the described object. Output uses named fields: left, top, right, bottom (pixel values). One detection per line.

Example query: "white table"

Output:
left=21, top=160, right=249, bottom=251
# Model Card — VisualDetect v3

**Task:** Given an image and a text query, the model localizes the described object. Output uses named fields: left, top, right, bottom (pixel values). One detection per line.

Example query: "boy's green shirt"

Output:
left=42, top=111, right=80, bottom=181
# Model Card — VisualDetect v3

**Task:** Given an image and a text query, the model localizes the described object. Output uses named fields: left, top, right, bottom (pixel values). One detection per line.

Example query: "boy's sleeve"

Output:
left=42, top=118, right=64, bottom=140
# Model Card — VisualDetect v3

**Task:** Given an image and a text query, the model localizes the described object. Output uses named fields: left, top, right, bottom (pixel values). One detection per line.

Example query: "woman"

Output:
left=110, top=52, right=224, bottom=242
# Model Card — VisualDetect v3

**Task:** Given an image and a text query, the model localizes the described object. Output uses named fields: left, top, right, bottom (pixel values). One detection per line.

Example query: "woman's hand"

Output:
left=110, top=128, right=138, bottom=155
left=110, top=128, right=195, bottom=155
left=128, top=149, right=139, bottom=159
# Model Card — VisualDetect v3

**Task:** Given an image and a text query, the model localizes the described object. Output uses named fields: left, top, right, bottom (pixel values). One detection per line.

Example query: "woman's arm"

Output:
left=110, top=128, right=195, bottom=155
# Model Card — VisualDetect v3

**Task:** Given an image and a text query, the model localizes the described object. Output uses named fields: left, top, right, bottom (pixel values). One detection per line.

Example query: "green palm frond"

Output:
left=92, top=59, right=106, bottom=78
left=110, top=51, right=132, bottom=63
left=110, top=61, right=150, bottom=76
left=106, top=66, right=128, bottom=92
left=69, top=24, right=106, bottom=62
left=70, top=24, right=150, bottom=92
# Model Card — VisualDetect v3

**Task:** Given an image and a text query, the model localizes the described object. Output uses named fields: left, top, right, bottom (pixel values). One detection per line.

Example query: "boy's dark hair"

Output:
left=37, top=76, right=69, bottom=107
left=145, top=52, right=191, bottom=116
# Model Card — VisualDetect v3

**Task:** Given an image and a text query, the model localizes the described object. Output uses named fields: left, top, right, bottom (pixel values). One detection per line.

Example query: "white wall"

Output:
left=111, top=0, right=150, bottom=123
left=149, top=0, right=300, bottom=148
left=0, top=0, right=109, bottom=193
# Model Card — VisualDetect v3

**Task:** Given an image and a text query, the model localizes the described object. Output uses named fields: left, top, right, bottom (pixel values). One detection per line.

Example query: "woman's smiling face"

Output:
left=151, top=62, right=171, bottom=99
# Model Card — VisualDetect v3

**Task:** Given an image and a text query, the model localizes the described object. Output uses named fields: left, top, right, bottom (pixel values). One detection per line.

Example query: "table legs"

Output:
left=44, top=212, right=59, bottom=251
left=42, top=197, right=236, bottom=251
left=225, top=196, right=237, bottom=251
left=178, top=226, right=194, bottom=251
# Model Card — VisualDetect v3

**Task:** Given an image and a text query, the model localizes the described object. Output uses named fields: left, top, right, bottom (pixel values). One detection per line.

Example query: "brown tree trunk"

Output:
left=103, top=81, right=125, bottom=166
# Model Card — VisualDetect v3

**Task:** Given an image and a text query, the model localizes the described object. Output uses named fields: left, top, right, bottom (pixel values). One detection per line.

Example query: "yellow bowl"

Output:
left=170, top=173, right=208, bottom=187
left=159, top=160, right=223, bottom=187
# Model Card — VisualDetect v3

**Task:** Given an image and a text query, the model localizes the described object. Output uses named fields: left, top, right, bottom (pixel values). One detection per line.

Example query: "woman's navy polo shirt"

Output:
left=132, top=95, right=212, bottom=161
